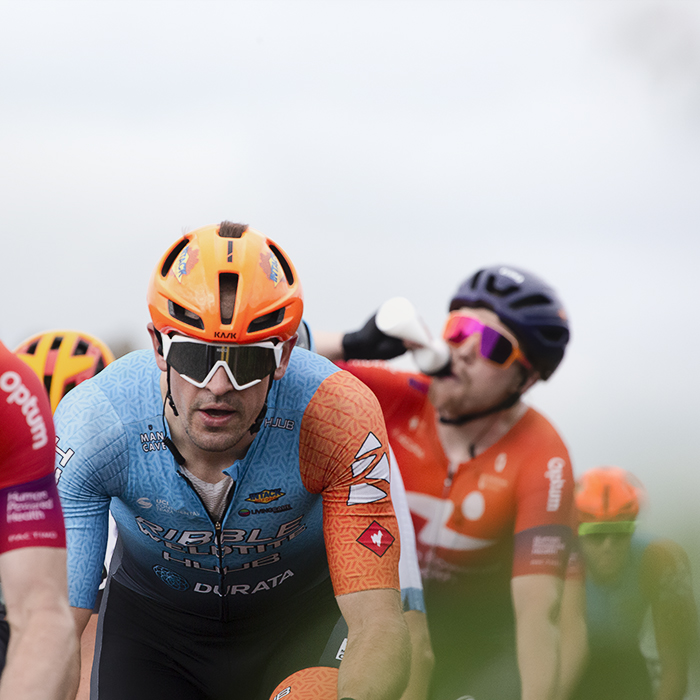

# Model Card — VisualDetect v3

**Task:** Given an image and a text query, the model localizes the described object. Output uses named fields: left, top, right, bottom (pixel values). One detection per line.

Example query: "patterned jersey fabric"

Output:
left=55, top=348, right=400, bottom=619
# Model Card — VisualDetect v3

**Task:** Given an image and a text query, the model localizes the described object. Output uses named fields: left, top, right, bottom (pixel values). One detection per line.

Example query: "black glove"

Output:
left=341, top=314, right=407, bottom=361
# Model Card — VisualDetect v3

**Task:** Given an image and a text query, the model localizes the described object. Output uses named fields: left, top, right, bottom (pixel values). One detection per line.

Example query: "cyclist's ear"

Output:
left=147, top=324, right=168, bottom=371
left=273, top=338, right=297, bottom=381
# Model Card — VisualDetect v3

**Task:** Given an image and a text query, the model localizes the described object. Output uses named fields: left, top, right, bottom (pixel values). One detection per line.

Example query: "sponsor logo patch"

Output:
left=545, top=457, right=566, bottom=512
left=238, top=504, right=293, bottom=517
left=357, top=521, right=395, bottom=557
left=171, top=243, right=199, bottom=283
left=1, top=371, right=49, bottom=450
left=152, top=565, right=190, bottom=591
left=259, top=251, right=283, bottom=286
left=246, top=488, right=285, bottom=504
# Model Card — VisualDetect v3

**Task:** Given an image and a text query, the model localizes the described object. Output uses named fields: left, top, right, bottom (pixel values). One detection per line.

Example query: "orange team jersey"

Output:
left=299, top=369, right=401, bottom=596
left=338, top=360, right=576, bottom=583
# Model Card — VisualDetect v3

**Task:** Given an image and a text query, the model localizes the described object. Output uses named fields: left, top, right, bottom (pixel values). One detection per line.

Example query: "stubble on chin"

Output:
left=428, top=378, right=467, bottom=418
left=183, top=411, right=248, bottom=454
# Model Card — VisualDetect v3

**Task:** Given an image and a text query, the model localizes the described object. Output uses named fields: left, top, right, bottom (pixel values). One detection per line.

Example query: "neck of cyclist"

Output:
left=437, top=400, right=528, bottom=463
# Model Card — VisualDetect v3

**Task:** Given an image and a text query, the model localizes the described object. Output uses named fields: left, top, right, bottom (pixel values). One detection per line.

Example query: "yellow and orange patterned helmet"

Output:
left=575, top=466, right=645, bottom=535
left=14, top=330, right=115, bottom=413
left=147, top=222, right=303, bottom=344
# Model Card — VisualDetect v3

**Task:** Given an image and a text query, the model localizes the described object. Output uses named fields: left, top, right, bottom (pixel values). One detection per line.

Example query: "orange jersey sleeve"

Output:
left=510, top=411, right=576, bottom=578
left=299, top=370, right=401, bottom=597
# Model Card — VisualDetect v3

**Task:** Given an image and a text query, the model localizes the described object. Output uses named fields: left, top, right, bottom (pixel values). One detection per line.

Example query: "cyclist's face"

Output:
left=150, top=325, right=294, bottom=456
left=169, top=364, right=270, bottom=454
left=580, top=532, right=633, bottom=584
left=428, top=307, right=536, bottom=419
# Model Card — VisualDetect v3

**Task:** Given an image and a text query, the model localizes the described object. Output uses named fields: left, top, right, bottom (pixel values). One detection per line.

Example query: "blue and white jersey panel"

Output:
left=55, top=348, right=341, bottom=620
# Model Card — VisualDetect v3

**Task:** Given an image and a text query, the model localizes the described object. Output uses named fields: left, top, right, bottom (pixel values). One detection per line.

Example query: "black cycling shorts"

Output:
left=91, top=578, right=342, bottom=700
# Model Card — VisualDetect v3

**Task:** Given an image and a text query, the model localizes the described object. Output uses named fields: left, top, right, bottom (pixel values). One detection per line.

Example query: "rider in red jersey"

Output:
left=13, top=329, right=117, bottom=699
left=316, top=265, right=584, bottom=700
left=0, top=340, right=76, bottom=699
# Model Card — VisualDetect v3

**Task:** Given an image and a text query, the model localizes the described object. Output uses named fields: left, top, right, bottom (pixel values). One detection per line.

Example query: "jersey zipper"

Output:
left=177, top=471, right=235, bottom=621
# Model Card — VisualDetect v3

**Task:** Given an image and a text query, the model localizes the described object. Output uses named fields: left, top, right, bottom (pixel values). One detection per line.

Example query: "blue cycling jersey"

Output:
left=55, top=348, right=401, bottom=620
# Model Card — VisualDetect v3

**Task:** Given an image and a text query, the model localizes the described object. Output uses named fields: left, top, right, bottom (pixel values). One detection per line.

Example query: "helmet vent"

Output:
left=247, top=308, right=285, bottom=334
left=510, top=293, right=551, bottom=310
left=160, top=238, right=190, bottom=278
left=538, top=326, right=568, bottom=343
left=26, top=340, right=40, bottom=355
left=470, top=270, right=484, bottom=289
left=268, top=244, right=295, bottom=286
left=218, top=221, right=248, bottom=239
left=486, top=275, right=518, bottom=297
left=51, top=337, right=63, bottom=350
left=74, top=339, right=89, bottom=356
left=167, top=301, right=205, bottom=330
left=219, top=273, right=239, bottom=325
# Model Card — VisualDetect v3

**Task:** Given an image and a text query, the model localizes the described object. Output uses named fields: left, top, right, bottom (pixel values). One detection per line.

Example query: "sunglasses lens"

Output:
left=166, top=342, right=211, bottom=383
left=480, top=327, right=514, bottom=365
left=444, top=314, right=518, bottom=366
left=444, top=316, right=480, bottom=345
left=166, top=341, right=278, bottom=386
left=227, top=346, right=278, bottom=385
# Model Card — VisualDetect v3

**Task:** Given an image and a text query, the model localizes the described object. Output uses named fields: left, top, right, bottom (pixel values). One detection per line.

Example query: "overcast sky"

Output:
left=2, top=0, right=699, bottom=550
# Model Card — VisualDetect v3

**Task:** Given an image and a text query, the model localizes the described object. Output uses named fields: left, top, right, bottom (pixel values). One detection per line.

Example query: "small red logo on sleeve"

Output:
left=357, top=521, right=395, bottom=557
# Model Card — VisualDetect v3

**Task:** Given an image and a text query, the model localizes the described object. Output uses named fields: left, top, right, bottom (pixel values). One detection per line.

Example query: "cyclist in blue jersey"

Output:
left=572, top=467, right=698, bottom=700
left=54, top=222, right=410, bottom=700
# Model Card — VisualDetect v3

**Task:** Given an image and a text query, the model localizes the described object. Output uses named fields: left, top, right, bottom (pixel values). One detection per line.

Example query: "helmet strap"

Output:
left=249, top=371, right=275, bottom=435
left=161, top=367, right=186, bottom=466
left=438, top=390, right=522, bottom=426
left=165, top=364, right=179, bottom=416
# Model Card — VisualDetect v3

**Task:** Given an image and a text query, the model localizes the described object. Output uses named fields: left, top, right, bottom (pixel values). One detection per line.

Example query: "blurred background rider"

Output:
left=15, top=330, right=116, bottom=414
left=572, top=466, right=699, bottom=700
left=315, top=265, right=582, bottom=700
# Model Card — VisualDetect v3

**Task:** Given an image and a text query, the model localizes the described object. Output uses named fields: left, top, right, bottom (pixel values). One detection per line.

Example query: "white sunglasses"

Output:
left=161, top=334, right=284, bottom=390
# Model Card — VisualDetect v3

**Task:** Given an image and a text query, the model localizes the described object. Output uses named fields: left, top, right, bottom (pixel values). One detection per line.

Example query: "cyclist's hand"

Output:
left=342, top=314, right=407, bottom=360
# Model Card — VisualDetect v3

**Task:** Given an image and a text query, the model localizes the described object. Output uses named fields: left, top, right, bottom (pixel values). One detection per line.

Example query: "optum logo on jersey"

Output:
left=0, top=371, right=48, bottom=450
left=545, top=458, right=566, bottom=512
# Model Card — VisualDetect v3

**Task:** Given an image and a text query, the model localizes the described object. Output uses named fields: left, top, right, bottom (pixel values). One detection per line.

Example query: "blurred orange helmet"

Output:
left=14, top=330, right=115, bottom=413
left=147, top=222, right=303, bottom=344
left=575, top=466, right=645, bottom=535
left=269, top=667, right=338, bottom=700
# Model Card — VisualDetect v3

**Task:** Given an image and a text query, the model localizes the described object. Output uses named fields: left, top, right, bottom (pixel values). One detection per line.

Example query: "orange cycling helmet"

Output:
left=15, top=330, right=115, bottom=413
left=575, top=466, right=645, bottom=536
left=148, top=221, right=303, bottom=344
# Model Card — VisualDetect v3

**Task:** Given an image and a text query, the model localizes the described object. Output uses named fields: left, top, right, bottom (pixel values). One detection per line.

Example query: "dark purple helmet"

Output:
left=449, top=265, right=570, bottom=380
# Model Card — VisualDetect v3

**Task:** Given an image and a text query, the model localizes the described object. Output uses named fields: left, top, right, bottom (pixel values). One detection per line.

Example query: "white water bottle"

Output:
left=375, top=297, right=450, bottom=375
